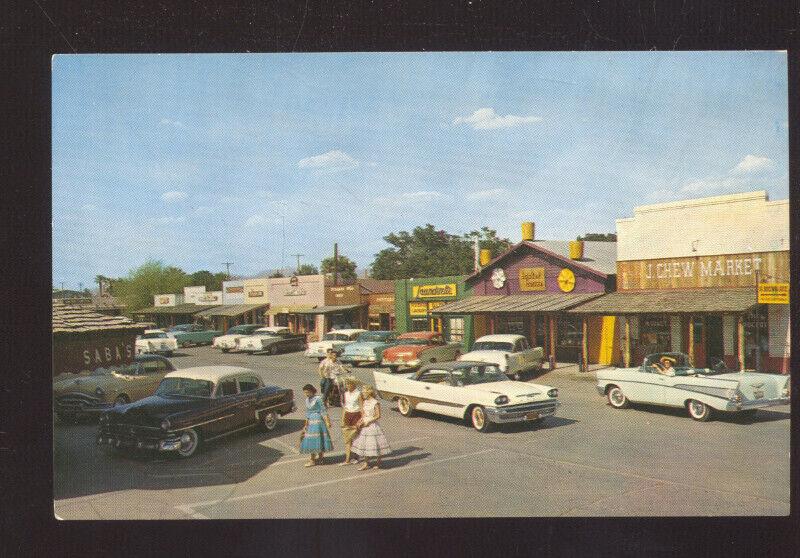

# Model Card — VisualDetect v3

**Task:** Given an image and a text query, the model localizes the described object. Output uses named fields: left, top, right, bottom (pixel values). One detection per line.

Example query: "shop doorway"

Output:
left=705, top=315, right=724, bottom=367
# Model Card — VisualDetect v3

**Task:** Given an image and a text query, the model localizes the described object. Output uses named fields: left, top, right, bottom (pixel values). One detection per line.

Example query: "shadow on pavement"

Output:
left=625, top=403, right=790, bottom=424
left=54, top=418, right=307, bottom=500
left=378, top=447, right=432, bottom=469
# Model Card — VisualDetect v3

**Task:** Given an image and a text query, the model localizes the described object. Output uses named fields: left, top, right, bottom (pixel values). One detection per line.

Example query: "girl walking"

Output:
left=339, top=378, right=362, bottom=466
left=351, top=385, right=391, bottom=470
left=299, top=384, right=333, bottom=467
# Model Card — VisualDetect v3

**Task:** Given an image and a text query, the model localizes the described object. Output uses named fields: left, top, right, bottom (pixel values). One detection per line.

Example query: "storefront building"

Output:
left=132, top=293, right=218, bottom=328
left=394, top=275, right=473, bottom=346
left=570, top=191, right=790, bottom=373
left=359, top=278, right=396, bottom=330
left=222, top=280, right=246, bottom=305
left=265, top=274, right=327, bottom=337
left=433, top=225, right=616, bottom=366
left=53, top=299, right=147, bottom=376
left=195, top=303, right=270, bottom=332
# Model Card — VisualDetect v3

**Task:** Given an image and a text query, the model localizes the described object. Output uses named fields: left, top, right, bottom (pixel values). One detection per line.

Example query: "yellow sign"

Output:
left=519, top=267, right=546, bottom=291
left=427, top=301, right=446, bottom=311
left=758, top=283, right=789, bottom=304
left=412, top=283, right=457, bottom=299
left=557, top=268, right=576, bottom=293
left=409, top=302, right=429, bottom=316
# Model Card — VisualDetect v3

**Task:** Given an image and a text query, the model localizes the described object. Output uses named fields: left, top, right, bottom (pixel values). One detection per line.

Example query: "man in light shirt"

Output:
left=318, top=348, right=347, bottom=405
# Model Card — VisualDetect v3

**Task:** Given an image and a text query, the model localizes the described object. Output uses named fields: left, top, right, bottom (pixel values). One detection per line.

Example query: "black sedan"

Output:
left=97, top=366, right=295, bottom=458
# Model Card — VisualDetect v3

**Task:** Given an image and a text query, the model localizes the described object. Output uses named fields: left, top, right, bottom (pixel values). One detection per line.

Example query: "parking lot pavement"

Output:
left=53, top=347, right=790, bottom=518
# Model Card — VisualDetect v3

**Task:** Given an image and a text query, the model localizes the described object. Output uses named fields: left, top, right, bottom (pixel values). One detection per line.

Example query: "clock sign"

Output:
left=491, top=268, right=507, bottom=289
left=557, top=268, right=576, bottom=292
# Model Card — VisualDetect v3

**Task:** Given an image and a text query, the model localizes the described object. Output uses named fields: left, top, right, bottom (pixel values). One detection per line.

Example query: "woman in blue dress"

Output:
left=299, top=384, right=333, bottom=466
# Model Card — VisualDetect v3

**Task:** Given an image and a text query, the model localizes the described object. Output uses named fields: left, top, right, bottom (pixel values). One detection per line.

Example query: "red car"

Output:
left=381, top=331, right=463, bottom=373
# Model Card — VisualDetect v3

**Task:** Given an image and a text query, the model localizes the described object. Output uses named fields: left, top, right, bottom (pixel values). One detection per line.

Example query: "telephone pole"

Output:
left=333, top=243, right=339, bottom=286
left=222, top=262, right=234, bottom=278
left=290, top=254, right=305, bottom=273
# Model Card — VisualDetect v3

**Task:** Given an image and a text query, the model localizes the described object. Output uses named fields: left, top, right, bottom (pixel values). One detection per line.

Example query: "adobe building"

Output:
left=433, top=223, right=616, bottom=367
left=359, top=278, right=396, bottom=330
left=570, top=191, right=790, bottom=373
left=194, top=278, right=269, bottom=332
left=52, top=299, right=147, bottom=376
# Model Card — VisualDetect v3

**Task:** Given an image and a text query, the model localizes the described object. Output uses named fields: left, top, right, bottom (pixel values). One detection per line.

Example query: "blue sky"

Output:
left=52, top=51, right=788, bottom=289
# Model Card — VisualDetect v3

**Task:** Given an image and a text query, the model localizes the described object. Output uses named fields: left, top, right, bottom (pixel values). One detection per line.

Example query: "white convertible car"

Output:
left=458, top=334, right=544, bottom=380
left=374, top=361, right=560, bottom=432
left=135, top=329, right=179, bottom=356
left=304, top=328, right=366, bottom=360
left=596, top=352, right=790, bottom=422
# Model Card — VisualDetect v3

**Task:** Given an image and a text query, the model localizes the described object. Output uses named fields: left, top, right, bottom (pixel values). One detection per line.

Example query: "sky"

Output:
left=52, top=51, right=789, bottom=289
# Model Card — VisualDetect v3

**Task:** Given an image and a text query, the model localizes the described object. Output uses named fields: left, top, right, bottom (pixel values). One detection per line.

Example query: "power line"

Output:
left=290, top=254, right=305, bottom=273
left=222, top=262, right=234, bottom=278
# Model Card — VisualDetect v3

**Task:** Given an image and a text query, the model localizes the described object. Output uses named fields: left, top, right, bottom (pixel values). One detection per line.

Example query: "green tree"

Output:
left=188, top=270, right=228, bottom=291
left=111, top=260, right=190, bottom=312
left=370, top=225, right=512, bottom=279
left=320, top=254, right=358, bottom=282
left=296, top=263, right=319, bottom=275
left=268, top=270, right=285, bottom=278
left=577, top=233, right=617, bottom=241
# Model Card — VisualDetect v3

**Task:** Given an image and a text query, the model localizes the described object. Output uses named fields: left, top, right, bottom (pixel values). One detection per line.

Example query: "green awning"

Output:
left=292, top=304, right=366, bottom=315
left=194, top=304, right=269, bottom=318
left=132, top=304, right=219, bottom=315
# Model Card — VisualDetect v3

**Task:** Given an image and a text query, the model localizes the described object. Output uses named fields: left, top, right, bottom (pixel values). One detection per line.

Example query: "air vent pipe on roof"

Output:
left=569, top=240, right=585, bottom=260
left=521, top=222, right=535, bottom=241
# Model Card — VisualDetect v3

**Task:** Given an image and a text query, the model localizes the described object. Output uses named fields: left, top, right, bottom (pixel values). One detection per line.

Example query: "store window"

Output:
left=638, top=314, right=671, bottom=355
left=556, top=314, right=583, bottom=362
left=411, top=318, right=429, bottom=332
left=742, top=305, right=768, bottom=369
left=448, top=317, right=465, bottom=342
left=495, top=315, right=527, bottom=337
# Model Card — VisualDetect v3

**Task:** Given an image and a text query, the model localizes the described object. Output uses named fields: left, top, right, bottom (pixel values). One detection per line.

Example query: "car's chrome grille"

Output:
left=100, top=422, right=164, bottom=442
left=496, top=400, right=558, bottom=418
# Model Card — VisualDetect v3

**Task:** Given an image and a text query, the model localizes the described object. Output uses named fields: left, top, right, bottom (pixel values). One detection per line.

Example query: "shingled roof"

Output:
left=52, top=299, right=147, bottom=334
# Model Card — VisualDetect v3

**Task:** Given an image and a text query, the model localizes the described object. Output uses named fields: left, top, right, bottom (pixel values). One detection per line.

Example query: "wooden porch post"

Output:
left=737, top=314, right=745, bottom=371
left=548, top=314, right=557, bottom=370
left=688, top=315, right=694, bottom=366
left=623, top=316, right=631, bottom=368
left=489, top=314, right=495, bottom=334
left=581, top=316, right=589, bottom=372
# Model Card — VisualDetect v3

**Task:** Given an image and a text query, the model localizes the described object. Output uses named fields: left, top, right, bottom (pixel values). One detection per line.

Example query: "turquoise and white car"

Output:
left=596, top=352, right=790, bottom=421
left=304, top=329, right=367, bottom=360
left=339, top=330, right=398, bottom=367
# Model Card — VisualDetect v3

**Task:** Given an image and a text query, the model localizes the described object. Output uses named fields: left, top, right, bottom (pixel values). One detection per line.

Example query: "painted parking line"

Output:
left=262, top=436, right=301, bottom=455
left=175, top=447, right=496, bottom=519
left=262, top=436, right=431, bottom=467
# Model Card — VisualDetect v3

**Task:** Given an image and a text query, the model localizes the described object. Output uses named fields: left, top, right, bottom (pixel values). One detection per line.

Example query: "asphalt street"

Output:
left=53, top=346, right=790, bottom=518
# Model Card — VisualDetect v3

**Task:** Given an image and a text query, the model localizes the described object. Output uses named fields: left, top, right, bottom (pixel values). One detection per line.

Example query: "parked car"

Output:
left=53, top=354, right=176, bottom=422
left=596, top=352, right=791, bottom=422
left=381, top=331, right=462, bottom=373
left=339, top=330, right=399, bottom=367
left=304, top=328, right=367, bottom=360
left=212, top=324, right=265, bottom=353
left=97, top=366, right=295, bottom=458
left=237, top=326, right=307, bottom=355
left=373, top=362, right=560, bottom=432
left=135, top=329, right=179, bottom=356
left=458, top=334, right=544, bottom=380
left=168, top=323, right=223, bottom=347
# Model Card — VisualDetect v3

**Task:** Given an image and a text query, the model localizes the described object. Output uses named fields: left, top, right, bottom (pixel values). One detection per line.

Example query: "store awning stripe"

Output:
left=194, top=304, right=269, bottom=318
left=431, top=293, right=603, bottom=314
left=567, top=288, right=759, bottom=314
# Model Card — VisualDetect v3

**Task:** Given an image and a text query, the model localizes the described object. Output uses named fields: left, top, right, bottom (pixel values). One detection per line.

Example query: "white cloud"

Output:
left=245, top=214, right=266, bottom=227
left=401, top=190, right=442, bottom=199
left=298, top=150, right=359, bottom=171
left=730, top=154, right=774, bottom=175
left=148, top=216, right=186, bottom=225
left=159, top=118, right=185, bottom=128
left=466, top=188, right=508, bottom=200
left=160, top=190, right=188, bottom=202
left=193, top=206, right=213, bottom=216
left=453, top=108, right=542, bottom=130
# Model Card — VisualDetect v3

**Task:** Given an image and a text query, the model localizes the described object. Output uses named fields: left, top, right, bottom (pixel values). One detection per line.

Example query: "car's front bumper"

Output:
left=56, top=394, right=113, bottom=415
left=340, top=354, right=378, bottom=364
left=484, top=399, right=560, bottom=423
left=97, top=422, right=179, bottom=451
left=382, top=359, right=420, bottom=368
left=725, top=397, right=790, bottom=411
left=595, top=384, right=606, bottom=396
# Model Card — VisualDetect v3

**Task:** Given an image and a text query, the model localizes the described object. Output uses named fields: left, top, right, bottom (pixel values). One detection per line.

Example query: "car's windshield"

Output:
left=156, top=377, right=213, bottom=397
left=254, top=330, right=279, bottom=337
left=227, top=326, right=256, bottom=334
left=141, top=332, right=168, bottom=339
left=451, top=365, right=507, bottom=385
left=323, top=333, right=350, bottom=341
left=357, top=332, right=393, bottom=342
left=169, top=325, right=190, bottom=332
left=471, top=341, right=514, bottom=352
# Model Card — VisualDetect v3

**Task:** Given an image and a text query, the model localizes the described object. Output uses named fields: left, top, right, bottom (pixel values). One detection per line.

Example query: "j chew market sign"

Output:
left=618, top=251, right=788, bottom=291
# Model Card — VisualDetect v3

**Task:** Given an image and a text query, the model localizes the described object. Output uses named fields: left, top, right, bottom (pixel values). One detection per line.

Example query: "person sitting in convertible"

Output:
left=651, top=356, right=677, bottom=376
